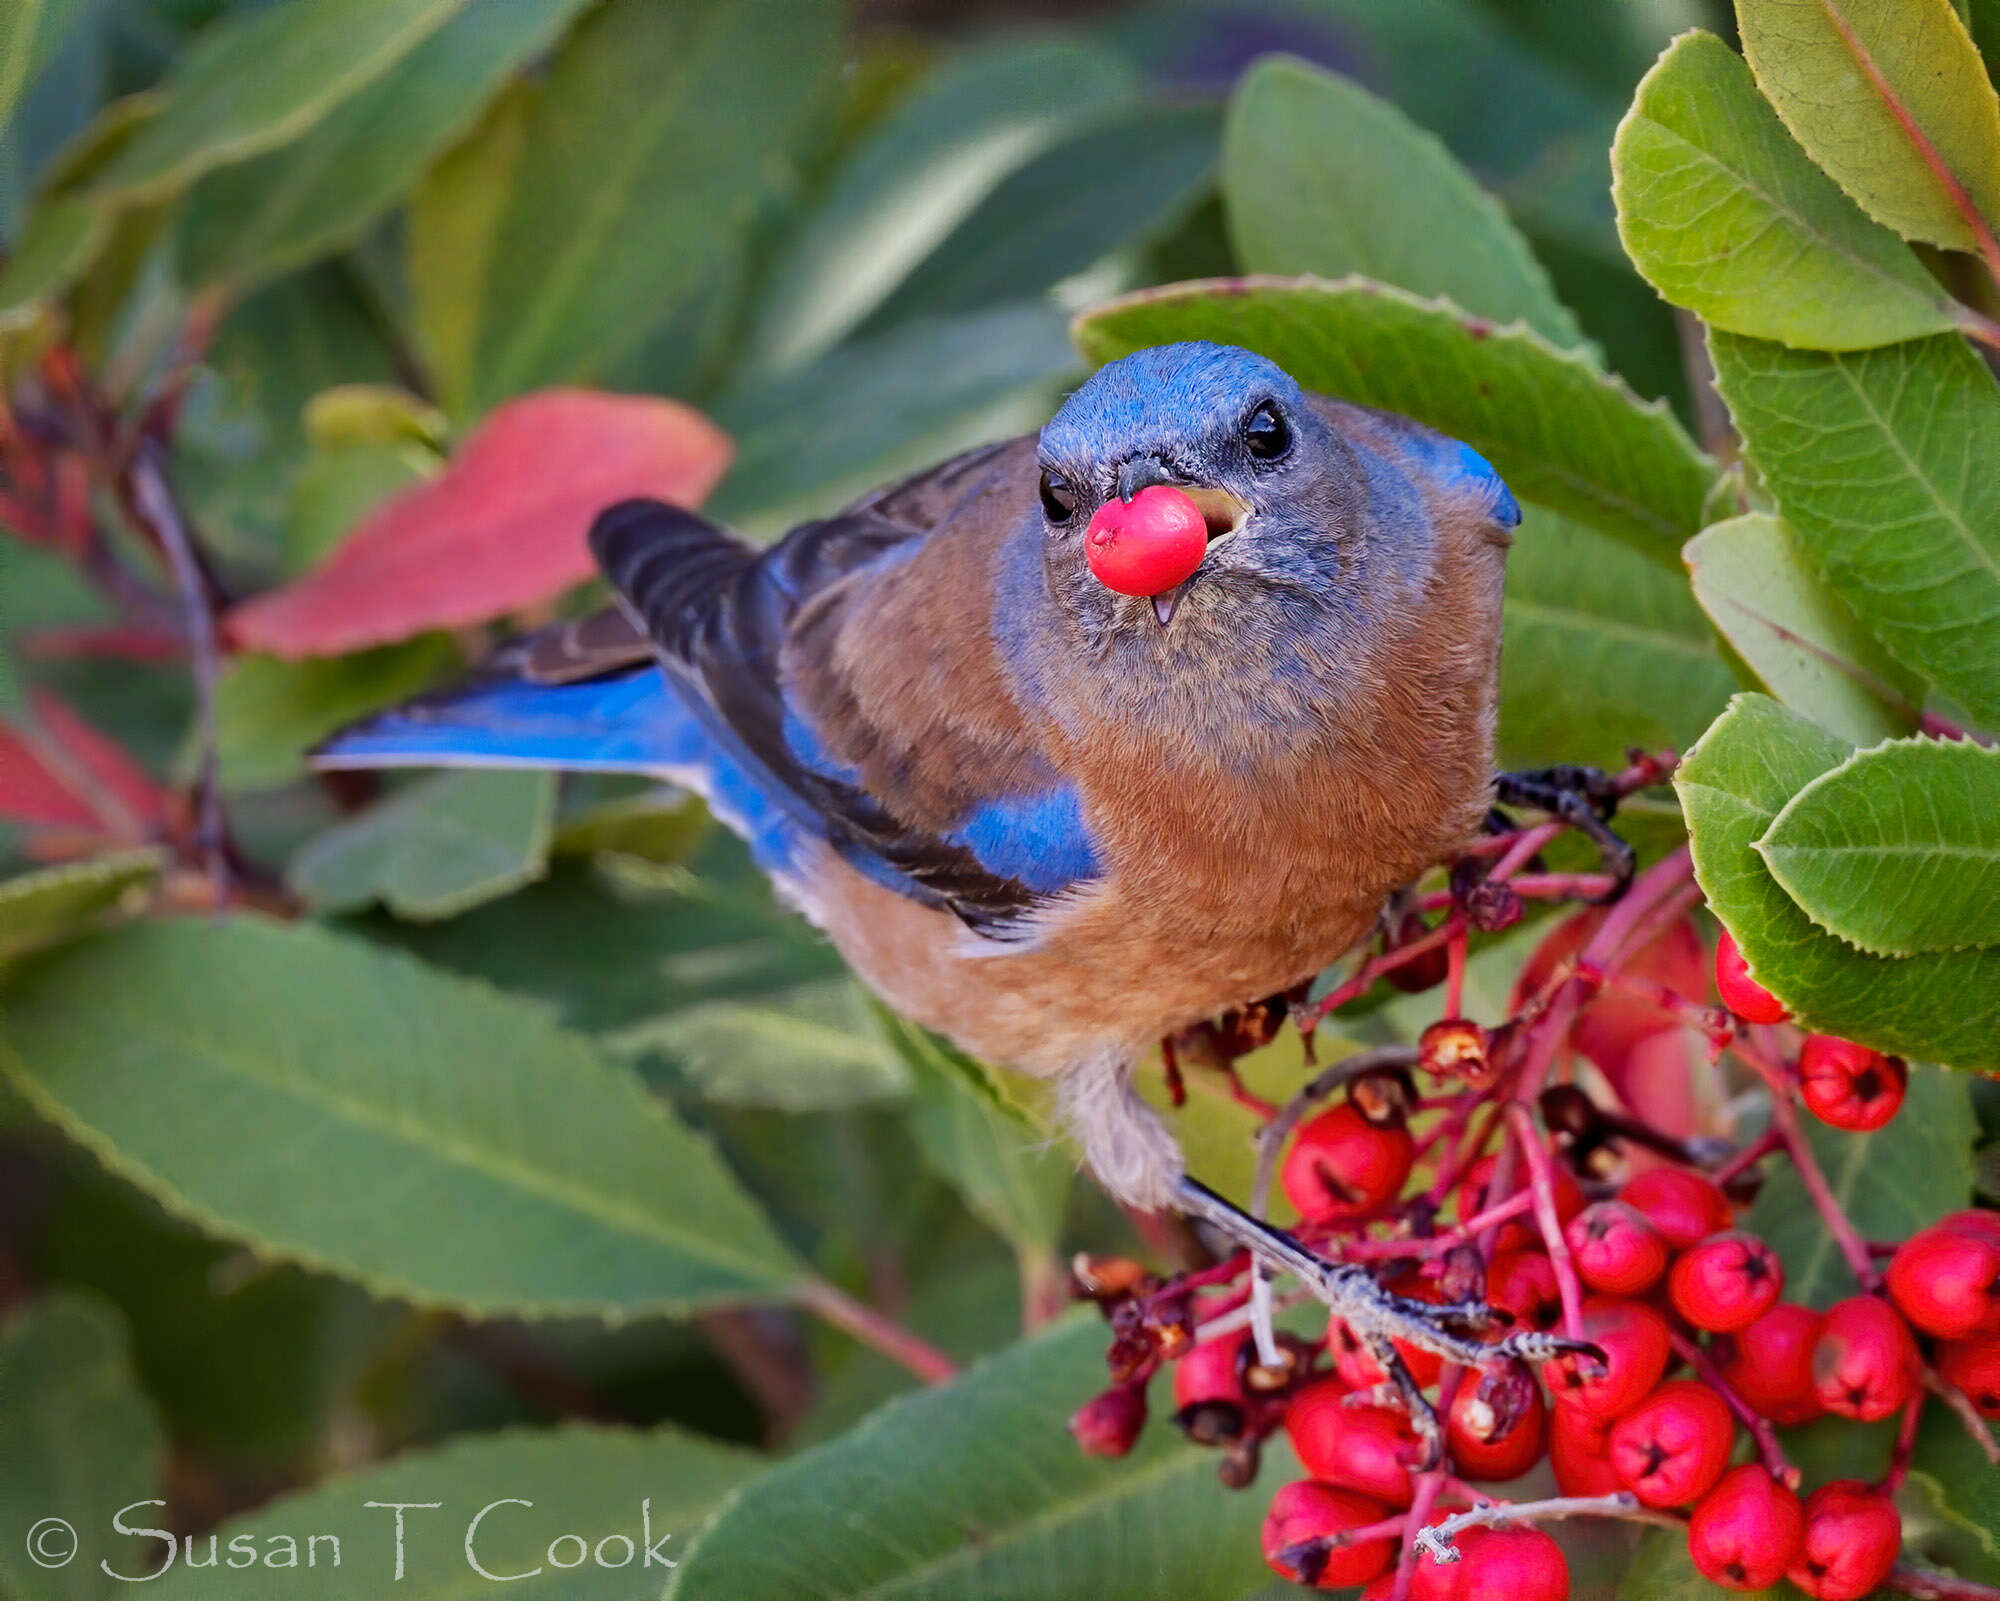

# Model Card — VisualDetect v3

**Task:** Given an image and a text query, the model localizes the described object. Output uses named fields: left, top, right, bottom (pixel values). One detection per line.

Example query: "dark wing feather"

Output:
left=587, top=467, right=1047, bottom=935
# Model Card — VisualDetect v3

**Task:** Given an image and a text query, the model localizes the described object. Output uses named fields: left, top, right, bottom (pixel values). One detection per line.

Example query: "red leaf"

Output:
left=0, top=690, right=167, bottom=839
left=225, top=389, right=732, bottom=658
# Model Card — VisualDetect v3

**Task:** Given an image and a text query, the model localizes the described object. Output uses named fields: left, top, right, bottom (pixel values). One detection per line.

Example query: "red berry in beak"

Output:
left=1083, top=484, right=1208, bottom=600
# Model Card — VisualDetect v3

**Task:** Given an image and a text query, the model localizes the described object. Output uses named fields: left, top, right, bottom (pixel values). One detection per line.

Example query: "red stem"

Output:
left=1509, top=1105, right=1585, bottom=1340
left=797, top=1279, right=958, bottom=1384
left=1738, top=1038, right=1882, bottom=1293
left=1668, top=1327, right=1800, bottom=1489
left=1308, top=915, right=1468, bottom=1025
left=1885, top=1390, right=1925, bottom=1494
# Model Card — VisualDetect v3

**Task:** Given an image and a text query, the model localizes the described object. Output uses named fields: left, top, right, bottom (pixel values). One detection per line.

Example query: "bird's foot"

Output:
left=1492, top=763, right=1636, bottom=899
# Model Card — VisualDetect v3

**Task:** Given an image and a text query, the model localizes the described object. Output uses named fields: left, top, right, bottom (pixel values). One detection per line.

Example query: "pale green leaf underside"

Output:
left=667, top=1315, right=1290, bottom=1601
left=1749, top=1062, right=1975, bottom=1304
left=0, top=848, right=165, bottom=965
left=0, top=195, right=109, bottom=331
left=1614, top=30, right=1962, bottom=349
left=145, top=1424, right=763, bottom=1601
left=1224, top=55, right=1582, bottom=348
left=286, top=768, right=556, bottom=922
left=0, top=1291, right=164, bottom=1601
left=1685, top=512, right=1920, bottom=745
left=1074, top=276, right=1716, bottom=561
left=1757, top=736, right=2000, bottom=953
left=1738, top=0, right=2000, bottom=252
left=83, top=0, right=471, bottom=205
left=1709, top=330, right=2000, bottom=730
left=1676, top=693, right=2000, bottom=1067
left=0, top=918, right=809, bottom=1317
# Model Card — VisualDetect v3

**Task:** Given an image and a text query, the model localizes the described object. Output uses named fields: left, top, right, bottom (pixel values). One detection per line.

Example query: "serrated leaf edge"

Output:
left=1753, top=733, right=2000, bottom=957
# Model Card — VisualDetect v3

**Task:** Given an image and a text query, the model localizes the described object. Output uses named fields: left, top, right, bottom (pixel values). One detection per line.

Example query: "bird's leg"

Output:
left=1362, top=1330, right=1445, bottom=1467
left=1493, top=763, right=1635, bottom=898
left=1174, top=1178, right=1601, bottom=1407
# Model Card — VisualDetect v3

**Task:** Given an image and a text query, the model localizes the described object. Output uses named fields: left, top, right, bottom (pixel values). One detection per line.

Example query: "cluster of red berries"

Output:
left=1068, top=914, right=1987, bottom=1601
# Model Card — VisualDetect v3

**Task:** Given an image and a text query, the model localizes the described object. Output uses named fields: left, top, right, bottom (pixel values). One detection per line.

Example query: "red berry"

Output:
left=1486, top=1248, right=1563, bottom=1334
left=1082, top=485, right=1207, bottom=597
left=1789, top=1481, right=1901, bottom=1601
left=1543, top=1297, right=1672, bottom=1421
left=1261, top=1481, right=1395, bottom=1589
left=1689, top=1464, right=1806, bottom=1591
left=1887, top=1224, right=2000, bottom=1340
left=1410, top=1526, right=1569, bottom=1601
left=1618, top=1166, right=1731, bottom=1251
left=1812, top=1296, right=1919, bottom=1421
left=1548, top=1404, right=1622, bottom=1496
left=1715, top=927, right=1789, bottom=1024
left=1798, top=1035, right=1907, bottom=1131
left=1938, top=1335, right=2000, bottom=1418
left=1566, top=1201, right=1670, bottom=1296
left=1174, top=1329, right=1250, bottom=1411
left=1669, top=1230, right=1785, bottom=1333
left=1069, top=1380, right=1147, bottom=1457
left=1446, top=1364, right=1548, bottom=1483
left=1283, top=1103, right=1416, bottom=1222
left=1608, top=1379, right=1735, bottom=1506
left=1284, top=1382, right=1418, bottom=1507
left=1941, top=1208, right=2000, bottom=1242
left=1715, top=1303, right=1825, bottom=1426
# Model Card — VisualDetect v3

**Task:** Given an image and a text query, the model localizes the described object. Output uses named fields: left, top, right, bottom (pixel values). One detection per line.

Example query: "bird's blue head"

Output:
left=1014, top=341, right=1512, bottom=747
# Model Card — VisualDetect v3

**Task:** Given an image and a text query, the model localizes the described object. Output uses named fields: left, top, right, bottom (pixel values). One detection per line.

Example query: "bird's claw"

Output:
left=1493, top=764, right=1636, bottom=899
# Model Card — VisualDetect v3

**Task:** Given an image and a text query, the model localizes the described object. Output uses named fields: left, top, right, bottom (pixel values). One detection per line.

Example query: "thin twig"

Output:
left=1508, top=1105, right=1585, bottom=1341
left=795, top=1279, right=957, bottom=1385
left=1891, top=1564, right=2000, bottom=1601
left=1414, top=1491, right=1682, bottom=1560
left=1668, top=1326, right=1800, bottom=1488
left=1923, top=1363, right=2000, bottom=1464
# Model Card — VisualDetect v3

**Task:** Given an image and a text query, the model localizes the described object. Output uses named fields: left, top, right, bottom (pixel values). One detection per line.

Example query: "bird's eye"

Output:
left=1039, top=469, right=1078, bottom=523
left=1243, top=401, right=1291, bottom=462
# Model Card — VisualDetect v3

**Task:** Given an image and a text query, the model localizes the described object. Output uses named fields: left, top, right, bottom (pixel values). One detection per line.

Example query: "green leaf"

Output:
left=1676, top=693, right=2000, bottom=1067
left=709, top=302, right=1078, bottom=529
left=1073, top=276, right=1716, bottom=561
left=883, top=1013, right=1073, bottom=1260
left=210, top=636, right=460, bottom=792
left=858, top=100, right=1222, bottom=335
left=1756, top=736, right=2000, bottom=954
left=0, top=193, right=105, bottom=331
left=1685, top=513, right=1922, bottom=745
left=286, top=769, right=556, bottom=921
left=175, top=0, right=592, bottom=297
left=0, top=847, right=163, bottom=965
left=639, top=978, right=912, bottom=1112
left=1224, top=55, right=1582, bottom=348
left=1613, top=29, right=1965, bottom=350
left=1748, top=1062, right=1974, bottom=1304
left=464, top=0, right=838, bottom=408
left=1708, top=331, right=2000, bottom=730
left=81, top=0, right=471, bottom=206
left=142, top=1424, right=762, bottom=1601
left=1501, top=505, right=1737, bottom=769
left=1738, top=0, right=2000, bottom=253
left=743, top=35, right=1138, bottom=374
left=667, top=1314, right=1292, bottom=1601
left=0, top=917, right=811, bottom=1316
left=1909, top=1401, right=2000, bottom=1584
left=406, top=77, right=533, bottom=420
left=0, top=1291, right=164, bottom=1601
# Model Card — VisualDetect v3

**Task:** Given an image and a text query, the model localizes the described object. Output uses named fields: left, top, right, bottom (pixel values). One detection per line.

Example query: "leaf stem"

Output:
left=1668, top=1326, right=1800, bottom=1488
left=796, top=1279, right=958, bottom=1385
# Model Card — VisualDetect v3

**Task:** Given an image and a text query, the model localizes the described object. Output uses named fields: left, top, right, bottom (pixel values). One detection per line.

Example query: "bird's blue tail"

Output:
left=313, top=668, right=804, bottom=869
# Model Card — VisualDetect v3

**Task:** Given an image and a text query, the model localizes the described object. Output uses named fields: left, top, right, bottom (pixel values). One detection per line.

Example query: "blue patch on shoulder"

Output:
left=946, top=786, right=1102, bottom=897
left=1454, top=440, right=1520, bottom=528
left=782, top=702, right=863, bottom=786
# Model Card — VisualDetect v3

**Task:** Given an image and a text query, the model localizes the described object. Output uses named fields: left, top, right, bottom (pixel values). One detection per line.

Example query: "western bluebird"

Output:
left=319, top=342, right=1588, bottom=1402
